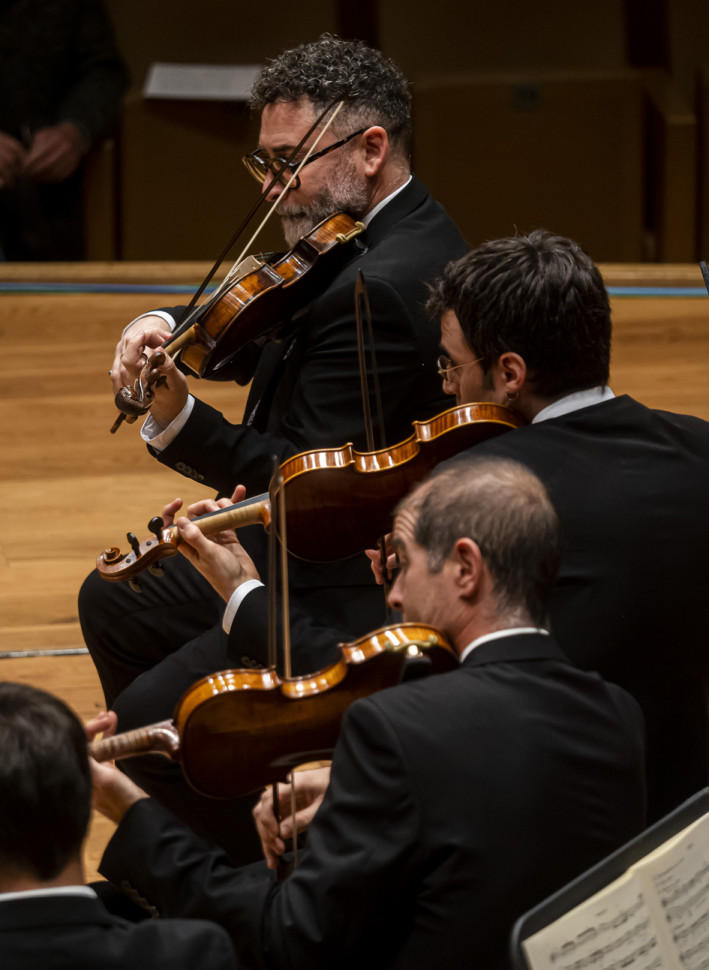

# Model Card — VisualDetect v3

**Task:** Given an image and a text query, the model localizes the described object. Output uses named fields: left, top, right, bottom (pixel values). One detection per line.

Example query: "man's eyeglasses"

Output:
left=242, top=128, right=368, bottom=190
left=436, top=354, right=485, bottom=381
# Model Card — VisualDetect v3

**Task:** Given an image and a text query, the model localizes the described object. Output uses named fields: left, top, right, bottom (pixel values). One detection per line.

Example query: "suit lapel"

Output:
left=244, top=337, right=294, bottom=428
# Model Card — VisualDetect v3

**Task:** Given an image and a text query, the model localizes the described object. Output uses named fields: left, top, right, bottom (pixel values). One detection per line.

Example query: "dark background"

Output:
left=88, top=0, right=709, bottom=263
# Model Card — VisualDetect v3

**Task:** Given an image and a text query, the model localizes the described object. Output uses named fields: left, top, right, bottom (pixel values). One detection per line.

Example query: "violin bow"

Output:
left=266, top=457, right=298, bottom=877
left=170, top=102, right=347, bottom=344
left=354, top=271, right=396, bottom=605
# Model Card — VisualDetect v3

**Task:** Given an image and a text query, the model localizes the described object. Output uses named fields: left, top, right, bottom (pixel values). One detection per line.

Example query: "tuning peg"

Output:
left=147, top=517, right=164, bottom=539
left=129, top=580, right=142, bottom=594
left=148, top=564, right=165, bottom=578
left=127, top=532, right=141, bottom=557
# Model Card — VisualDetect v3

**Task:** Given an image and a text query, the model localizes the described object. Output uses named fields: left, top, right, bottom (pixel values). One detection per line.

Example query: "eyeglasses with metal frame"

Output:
left=436, top=354, right=485, bottom=380
left=242, top=127, right=368, bottom=190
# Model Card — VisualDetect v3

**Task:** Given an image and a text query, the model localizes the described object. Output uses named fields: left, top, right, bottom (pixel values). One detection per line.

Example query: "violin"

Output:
left=173, top=212, right=366, bottom=379
left=97, top=401, right=524, bottom=582
left=112, top=212, right=366, bottom=431
left=88, top=622, right=457, bottom=798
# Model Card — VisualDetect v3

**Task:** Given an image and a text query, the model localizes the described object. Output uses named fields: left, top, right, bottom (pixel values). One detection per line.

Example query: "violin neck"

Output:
left=88, top=720, right=180, bottom=763
left=161, top=492, right=271, bottom=544
left=162, top=327, right=193, bottom=358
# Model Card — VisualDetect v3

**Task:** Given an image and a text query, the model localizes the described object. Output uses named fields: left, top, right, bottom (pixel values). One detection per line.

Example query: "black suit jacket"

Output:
left=0, top=892, right=236, bottom=970
left=152, top=177, right=466, bottom=600
left=466, top=394, right=709, bottom=820
left=101, top=634, right=646, bottom=970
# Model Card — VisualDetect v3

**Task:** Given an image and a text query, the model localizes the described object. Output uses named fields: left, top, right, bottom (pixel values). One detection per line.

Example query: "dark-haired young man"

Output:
left=92, top=456, right=646, bottom=970
left=428, top=230, right=709, bottom=822
left=78, top=35, right=465, bottom=860
left=0, top=681, right=236, bottom=969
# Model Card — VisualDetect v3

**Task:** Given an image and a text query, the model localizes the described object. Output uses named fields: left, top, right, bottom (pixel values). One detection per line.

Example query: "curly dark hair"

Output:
left=426, top=231, right=611, bottom=399
left=250, top=33, right=412, bottom=155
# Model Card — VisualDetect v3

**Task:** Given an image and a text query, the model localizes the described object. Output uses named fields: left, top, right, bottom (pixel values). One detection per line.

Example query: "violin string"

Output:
left=267, top=460, right=279, bottom=672
left=290, top=774, right=299, bottom=868
left=277, top=463, right=292, bottom=681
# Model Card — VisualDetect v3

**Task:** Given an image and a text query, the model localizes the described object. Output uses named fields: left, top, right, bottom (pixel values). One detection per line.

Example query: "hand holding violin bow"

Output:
left=109, top=316, right=189, bottom=433
left=253, top=764, right=332, bottom=870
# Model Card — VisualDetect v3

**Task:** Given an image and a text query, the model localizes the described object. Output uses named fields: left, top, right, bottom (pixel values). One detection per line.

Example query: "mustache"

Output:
left=276, top=203, right=314, bottom=219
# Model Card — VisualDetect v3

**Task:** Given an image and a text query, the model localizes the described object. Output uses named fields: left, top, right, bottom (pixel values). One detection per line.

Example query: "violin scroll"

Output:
left=110, top=351, right=168, bottom=433
left=97, top=526, right=181, bottom=582
left=96, top=496, right=272, bottom=583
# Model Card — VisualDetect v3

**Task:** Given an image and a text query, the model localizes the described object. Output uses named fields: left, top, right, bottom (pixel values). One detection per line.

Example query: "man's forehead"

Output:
left=392, top=503, right=420, bottom=549
left=259, top=99, right=317, bottom=147
left=440, top=309, right=464, bottom=344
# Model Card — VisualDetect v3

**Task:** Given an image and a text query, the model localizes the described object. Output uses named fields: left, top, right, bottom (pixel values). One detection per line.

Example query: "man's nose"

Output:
left=263, top=174, right=283, bottom=202
left=387, top=577, right=402, bottom=612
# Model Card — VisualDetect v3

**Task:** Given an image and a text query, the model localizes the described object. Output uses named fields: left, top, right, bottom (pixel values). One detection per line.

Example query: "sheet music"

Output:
left=522, top=814, right=709, bottom=970
left=522, top=874, right=668, bottom=970
left=650, top=821, right=709, bottom=970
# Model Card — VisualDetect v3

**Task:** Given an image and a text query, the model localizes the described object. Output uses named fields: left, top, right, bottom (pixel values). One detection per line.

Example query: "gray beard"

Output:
left=277, top=159, right=369, bottom=248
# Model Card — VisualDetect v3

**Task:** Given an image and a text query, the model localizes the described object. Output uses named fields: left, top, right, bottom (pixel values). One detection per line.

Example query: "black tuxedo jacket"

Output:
left=467, top=395, right=709, bottom=820
left=101, top=634, right=646, bottom=970
left=151, top=177, right=465, bottom=599
left=0, top=892, right=236, bottom=969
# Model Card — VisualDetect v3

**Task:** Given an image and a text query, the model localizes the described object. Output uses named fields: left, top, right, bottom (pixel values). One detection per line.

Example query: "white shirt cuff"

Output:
left=122, top=309, right=176, bottom=337
left=141, top=395, right=195, bottom=451
left=222, top=579, right=265, bottom=634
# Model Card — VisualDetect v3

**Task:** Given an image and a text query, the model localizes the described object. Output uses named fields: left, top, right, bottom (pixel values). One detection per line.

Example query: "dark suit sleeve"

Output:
left=100, top=698, right=420, bottom=969
left=153, top=272, right=431, bottom=497
left=228, top=585, right=354, bottom=674
left=134, top=918, right=239, bottom=969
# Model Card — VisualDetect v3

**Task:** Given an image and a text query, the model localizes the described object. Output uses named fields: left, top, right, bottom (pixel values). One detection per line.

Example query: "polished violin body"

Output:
left=177, top=212, right=365, bottom=379
left=88, top=623, right=458, bottom=797
left=97, top=401, right=523, bottom=581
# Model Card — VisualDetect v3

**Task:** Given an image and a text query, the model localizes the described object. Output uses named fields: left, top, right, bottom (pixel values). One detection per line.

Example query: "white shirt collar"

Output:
left=362, top=176, right=412, bottom=227
left=0, top=885, right=97, bottom=903
left=459, top=627, right=549, bottom=664
left=532, top=385, right=615, bottom=423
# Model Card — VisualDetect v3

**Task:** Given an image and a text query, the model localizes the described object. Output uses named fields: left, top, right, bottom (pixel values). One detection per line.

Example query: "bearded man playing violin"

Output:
left=78, top=34, right=466, bottom=864
left=89, top=456, right=646, bottom=970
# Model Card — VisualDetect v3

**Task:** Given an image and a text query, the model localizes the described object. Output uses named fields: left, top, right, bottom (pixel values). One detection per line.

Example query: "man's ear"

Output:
left=360, top=126, right=388, bottom=176
left=452, top=537, right=484, bottom=599
left=493, top=351, right=528, bottom=396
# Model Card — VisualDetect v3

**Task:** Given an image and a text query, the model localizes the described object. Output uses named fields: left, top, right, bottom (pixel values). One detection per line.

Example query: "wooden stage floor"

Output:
left=0, top=260, right=708, bottom=879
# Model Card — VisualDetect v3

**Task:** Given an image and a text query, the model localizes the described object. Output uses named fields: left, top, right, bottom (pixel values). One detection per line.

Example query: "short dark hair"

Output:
left=250, top=33, right=412, bottom=156
left=0, top=683, right=91, bottom=881
left=402, top=456, right=562, bottom=627
left=426, top=231, right=611, bottom=398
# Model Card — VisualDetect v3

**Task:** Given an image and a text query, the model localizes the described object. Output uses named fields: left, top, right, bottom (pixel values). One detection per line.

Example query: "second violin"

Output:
left=89, top=623, right=458, bottom=798
left=97, top=401, right=523, bottom=583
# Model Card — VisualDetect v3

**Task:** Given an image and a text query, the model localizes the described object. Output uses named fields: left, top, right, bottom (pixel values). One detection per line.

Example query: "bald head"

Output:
left=396, top=456, right=562, bottom=628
